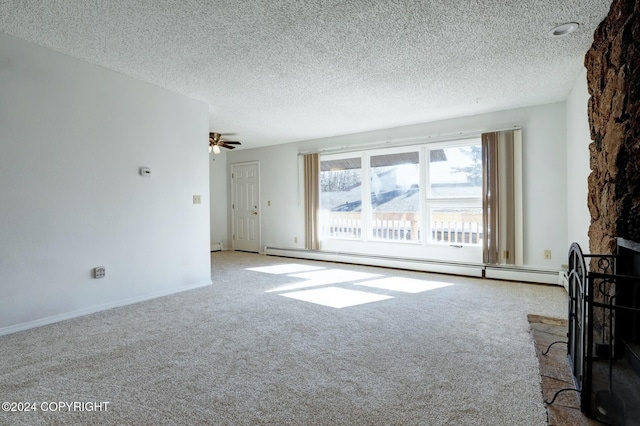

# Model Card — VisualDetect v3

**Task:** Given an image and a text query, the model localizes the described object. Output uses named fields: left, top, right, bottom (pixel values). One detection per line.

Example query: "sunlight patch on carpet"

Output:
left=287, top=269, right=382, bottom=285
left=280, top=287, right=394, bottom=308
left=356, top=277, right=454, bottom=293
left=246, top=263, right=325, bottom=274
left=265, top=280, right=335, bottom=293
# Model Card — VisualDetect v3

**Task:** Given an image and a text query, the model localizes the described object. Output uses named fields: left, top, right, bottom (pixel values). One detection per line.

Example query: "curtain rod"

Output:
left=297, top=126, right=521, bottom=156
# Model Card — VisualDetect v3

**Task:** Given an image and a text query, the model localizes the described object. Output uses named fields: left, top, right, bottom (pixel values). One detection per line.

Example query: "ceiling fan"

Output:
left=209, top=132, right=241, bottom=154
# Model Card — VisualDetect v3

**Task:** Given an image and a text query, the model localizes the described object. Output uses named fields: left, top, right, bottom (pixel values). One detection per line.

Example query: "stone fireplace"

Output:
left=565, top=1, right=640, bottom=423
left=586, top=0, right=640, bottom=263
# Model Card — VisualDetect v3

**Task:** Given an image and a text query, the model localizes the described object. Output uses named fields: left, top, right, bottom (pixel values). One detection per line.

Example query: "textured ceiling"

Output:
left=0, top=0, right=611, bottom=149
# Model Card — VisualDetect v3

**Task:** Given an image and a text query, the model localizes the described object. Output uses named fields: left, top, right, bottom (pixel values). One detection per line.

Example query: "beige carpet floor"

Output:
left=0, top=251, right=567, bottom=425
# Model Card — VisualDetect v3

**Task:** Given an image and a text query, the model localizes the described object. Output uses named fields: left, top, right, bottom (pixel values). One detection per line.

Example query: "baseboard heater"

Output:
left=265, top=247, right=483, bottom=277
left=264, top=247, right=562, bottom=285
left=484, top=265, right=563, bottom=285
left=211, top=242, right=224, bottom=252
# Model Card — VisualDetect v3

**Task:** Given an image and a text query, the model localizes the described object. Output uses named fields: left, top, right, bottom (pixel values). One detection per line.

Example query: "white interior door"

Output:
left=231, top=162, right=261, bottom=253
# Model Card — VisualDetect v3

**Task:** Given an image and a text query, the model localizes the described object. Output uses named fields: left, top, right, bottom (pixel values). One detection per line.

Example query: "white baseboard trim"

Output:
left=211, top=242, right=224, bottom=252
left=0, top=279, right=213, bottom=337
left=264, top=247, right=484, bottom=277
left=265, top=247, right=563, bottom=285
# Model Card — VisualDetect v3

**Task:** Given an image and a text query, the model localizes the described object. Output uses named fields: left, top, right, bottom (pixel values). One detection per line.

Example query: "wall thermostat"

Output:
left=139, top=167, right=151, bottom=176
left=94, top=266, right=106, bottom=279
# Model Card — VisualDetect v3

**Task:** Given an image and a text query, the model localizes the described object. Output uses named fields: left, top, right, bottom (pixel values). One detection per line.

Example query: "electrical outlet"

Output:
left=268, top=200, right=271, bottom=207
left=544, top=250, right=552, bottom=259
left=294, top=237, right=298, bottom=244
left=193, top=195, right=201, bottom=204
left=94, top=266, right=106, bottom=279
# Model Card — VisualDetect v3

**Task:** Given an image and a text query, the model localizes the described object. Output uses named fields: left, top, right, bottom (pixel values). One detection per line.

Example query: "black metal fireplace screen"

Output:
left=564, top=240, right=640, bottom=426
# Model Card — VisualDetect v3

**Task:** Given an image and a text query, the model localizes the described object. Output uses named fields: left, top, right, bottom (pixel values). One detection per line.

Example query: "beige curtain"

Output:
left=482, top=130, right=521, bottom=265
left=303, top=153, right=320, bottom=250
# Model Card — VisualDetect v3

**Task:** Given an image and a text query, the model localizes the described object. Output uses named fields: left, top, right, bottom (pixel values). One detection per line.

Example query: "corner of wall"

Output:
left=565, top=68, right=591, bottom=253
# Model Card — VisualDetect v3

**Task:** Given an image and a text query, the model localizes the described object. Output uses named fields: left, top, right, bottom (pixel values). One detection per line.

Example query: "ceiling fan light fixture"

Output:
left=549, top=22, right=579, bottom=37
left=209, top=131, right=241, bottom=154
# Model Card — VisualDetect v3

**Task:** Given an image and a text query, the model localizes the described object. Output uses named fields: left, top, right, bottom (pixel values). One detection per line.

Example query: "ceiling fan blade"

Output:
left=220, top=140, right=241, bottom=145
left=221, top=143, right=237, bottom=149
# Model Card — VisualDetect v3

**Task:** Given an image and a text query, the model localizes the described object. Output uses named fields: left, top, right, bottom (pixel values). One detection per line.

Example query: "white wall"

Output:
left=228, top=102, right=568, bottom=269
left=209, top=150, right=230, bottom=250
left=566, top=68, right=592, bottom=252
left=0, top=34, right=211, bottom=334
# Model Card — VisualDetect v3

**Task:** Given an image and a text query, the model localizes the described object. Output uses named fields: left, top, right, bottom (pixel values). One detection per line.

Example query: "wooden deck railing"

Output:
left=431, top=211, right=483, bottom=245
left=323, top=211, right=483, bottom=244
left=371, top=212, right=419, bottom=240
left=323, top=212, right=363, bottom=239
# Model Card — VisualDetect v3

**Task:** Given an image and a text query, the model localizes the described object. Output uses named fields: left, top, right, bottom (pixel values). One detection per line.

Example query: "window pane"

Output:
left=430, top=207, right=483, bottom=245
left=320, top=157, right=362, bottom=239
left=429, top=144, right=482, bottom=197
left=370, top=152, right=420, bottom=241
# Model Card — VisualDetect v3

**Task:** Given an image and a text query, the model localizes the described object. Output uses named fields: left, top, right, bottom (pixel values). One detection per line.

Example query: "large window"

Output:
left=310, top=130, right=522, bottom=265
left=319, top=139, right=482, bottom=246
